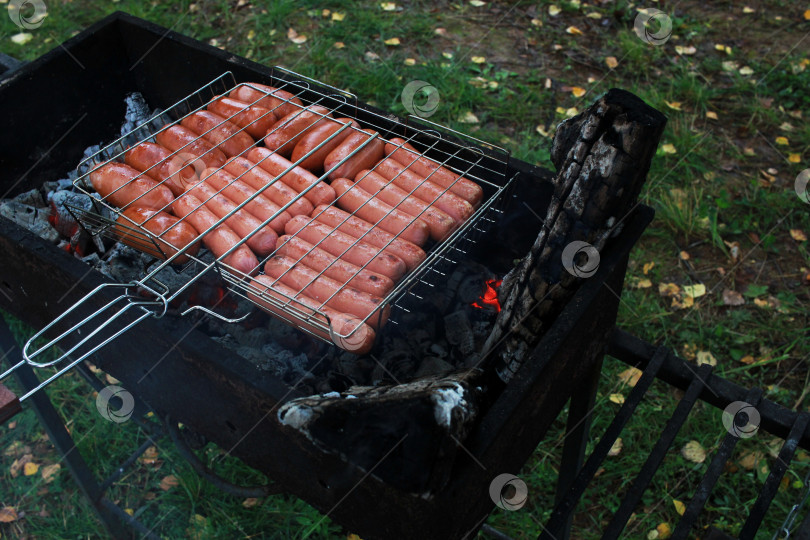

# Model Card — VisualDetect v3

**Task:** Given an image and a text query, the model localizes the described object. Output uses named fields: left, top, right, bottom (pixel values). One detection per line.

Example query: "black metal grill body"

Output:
left=0, top=13, right=652, bottom=539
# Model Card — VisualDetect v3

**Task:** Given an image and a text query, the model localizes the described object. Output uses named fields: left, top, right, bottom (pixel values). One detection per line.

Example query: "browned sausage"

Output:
left=385, top=138, right=483, bottom=205
left=284, top=215, right=406, bottom=280
left=247, top=147, right=336, bottom=207
left=155, top=125, right=227, bottom=169
left=229, top=83, right=303, bottom=118
left=124, top=142, right=197, bottom=197
left=171, top=192, right=259, bottom=275
left=180, top=111, right=255, bottom=158
left=89, top=162, right=174, bottom=211
left=290, top=117, right=355, bottom=172
left=372, top=158, right=475, bottom=223
left=264, top=255, right=390, bottom=328
left=275, top=235, right=394, bottom=297
left=201, top=168, right=290, bottom=234
left=223, top=157, right=314, bottom=216
left=247, top=275, right=376, bottom=354
left=208, top=96, right=276, bottom=139
left=324, top=128, right=385, bottom=181
left=263, top=105, right=331, bottom=157
left=115, top=207, right=199, bottom=264
left=355, top=170, right=457, bottom=241
left=185, top=180, right=277, bottom=257
left=331, top=178, right=429, bottom=246
left=310, top=205, right=426, bottom=272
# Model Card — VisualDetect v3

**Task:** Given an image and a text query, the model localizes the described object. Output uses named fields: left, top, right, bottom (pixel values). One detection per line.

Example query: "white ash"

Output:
left=0, top=200, right=59, bottom=243
left=431, top=383, right=468, bottom=429
left=277, top=403, right=314, bottom=430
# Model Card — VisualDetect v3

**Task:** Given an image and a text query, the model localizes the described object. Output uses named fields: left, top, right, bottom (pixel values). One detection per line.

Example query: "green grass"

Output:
left=2, top=0, right=809, bottom=538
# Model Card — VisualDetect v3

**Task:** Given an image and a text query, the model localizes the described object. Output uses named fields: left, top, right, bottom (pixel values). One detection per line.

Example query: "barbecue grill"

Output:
left=1, top=12, right=809, bottom=540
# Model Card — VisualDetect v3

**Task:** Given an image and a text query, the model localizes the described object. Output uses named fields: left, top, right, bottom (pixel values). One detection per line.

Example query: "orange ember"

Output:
left=471, top=279, right=503, bottom=312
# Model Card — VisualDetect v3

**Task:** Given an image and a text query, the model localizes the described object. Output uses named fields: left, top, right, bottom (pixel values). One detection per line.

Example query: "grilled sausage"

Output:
left=284, top=215, right=406, bottom=281
left=124, top=142, right=197, bottom=197
left=331, top=178, right=429, bottom=246
left=310, top=205, right=426, bottom=271
left=207, top=96, right=276, bottom=138
left=324, top=129, right=385, bottom=181
left=171, top=192, right=259, bottom=275
left=155, top=125, right=227, bottom=169
left=247, top=147, right=336, bottom=207
left=223, top=157, right=314, bottom=217
left=385, top=138, right=483, bottom=205
left=180, top=111, right=255, bottom=158
left=90, top=162, right=174, bottom=211
left=201, top=168, right=290, bottom=234
left=229, top=83, right=302, bottom=118
left=263, top=105, right=331, bottom=157
left=264, top=255, right=390, bottom=328
left=355, top=170, right=457, bottom=241
left=291, top=117, right=355, bottom=172
left=185, top=180, right=277, bottom=257
left=247, top=275, right=376, bottom=354
left=116, top=207, right=199, bottom=264
left=275, top=235, right=394, bottom=297
left=372, top=158, right=475, bottom=223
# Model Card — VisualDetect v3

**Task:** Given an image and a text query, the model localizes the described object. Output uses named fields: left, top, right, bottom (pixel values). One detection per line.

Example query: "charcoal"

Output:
left=0, top=200, right=59, bottom=243
left=14, top=188, right=44, bottom=208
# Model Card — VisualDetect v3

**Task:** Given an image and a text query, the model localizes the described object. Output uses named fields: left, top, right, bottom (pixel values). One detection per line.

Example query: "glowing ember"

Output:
left=471, top=279, right=503, bottom=312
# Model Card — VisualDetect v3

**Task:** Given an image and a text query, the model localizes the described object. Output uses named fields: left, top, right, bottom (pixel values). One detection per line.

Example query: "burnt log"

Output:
left=482, top=89, right=666, bottom=382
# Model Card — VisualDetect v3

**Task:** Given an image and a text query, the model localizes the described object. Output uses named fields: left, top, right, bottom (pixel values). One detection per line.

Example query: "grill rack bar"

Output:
left=12, top=68, right=513, bottom=380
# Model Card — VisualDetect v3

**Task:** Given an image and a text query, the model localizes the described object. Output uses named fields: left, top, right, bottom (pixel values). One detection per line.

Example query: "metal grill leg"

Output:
left=554, top=356, right=603, bottom=540
left=0, top=317, right=131, bottom=539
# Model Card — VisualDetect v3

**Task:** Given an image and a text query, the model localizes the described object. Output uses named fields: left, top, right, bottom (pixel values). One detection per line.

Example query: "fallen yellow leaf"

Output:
left=643, top=261, right=655, bottom=275
left=658, top=282, right=680, bottom=297
left=657, top=522, right=672, bottom=539
left=608, top=437, right=623, bottom=456
left=404, top=58, right=416, bottom=66
left=675, top=45, right=696, bottom=55
left=0, top=507, right=18, bottom=523
left=673, top=499, right=686, bottom=516
left=788, top=153, right=801, bottom=163
left=458, top=111, right=480, bottom=124
left=287, top=28, right=307, bottom=44
left=548, top=5, right=561, bottom=16
left=609, top=393, right=625, bottom=405
left=790, top=229, right=807, bottom=242
left=679, top=250, right=690, bottom=260
left=743, top=6, right=755, bottom=13
left=124, top=508, right=134, bottom=516
left=469, top=0, right=486, bottom=6
left=618, top=367, right=642, bottom=387
left=805, top=9, right=810, bottom=20
left=664, top=101, right=682, bottom=111
left=705, top=111, right=718, bottom=120
left=24, top=462, right=39, bottom=476
left=739, top=66, right=754, bottom=76
left=242, top=497, right=261, bottom=508
left=531, top=18, right=543, bottom=27
left=662, top=143, right=677, bottom=154
left=571, top=86, right=586, bottom=97
left=384, top=37, right=401, bottom=46
left=471, top=56, right=486, bottom=64
left=41, top=463, right=61, bottom=483
left=696, top=351, right=717, bottom=366
left=635, top=278, right=652, bottom=289
left=160, top=474, right=179, bottom=491
left=740, top=355, right=755, bottom=364
left=776, top=136, right=789, bottom=145
left=564, top=107, right=578, bottom=117
left=333, top=41, right=345, bottom=49
left=380, top=2, right=397, bottom=10
left=331, top=12, right=345, bottom=21
left=605, top=56, right=618, bottom=69
left=566, top=26, right=584, bottom=35
left=681, top=440, right=707, bottom=463
left=683, top=283, right=706, bottom=298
